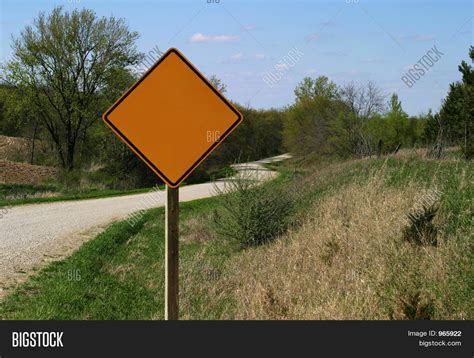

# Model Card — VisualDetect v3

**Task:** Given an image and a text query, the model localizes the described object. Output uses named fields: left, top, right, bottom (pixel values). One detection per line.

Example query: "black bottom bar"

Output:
left=1, top=321, right=472, bottom=358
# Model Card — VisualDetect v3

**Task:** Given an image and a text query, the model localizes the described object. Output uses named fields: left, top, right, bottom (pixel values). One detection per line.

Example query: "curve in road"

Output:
left=0, top=154, right=290, bottom=294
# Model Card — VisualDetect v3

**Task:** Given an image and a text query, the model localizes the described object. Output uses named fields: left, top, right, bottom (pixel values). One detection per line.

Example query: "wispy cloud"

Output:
left=225, top=53, right=266, bottom=63
left=230, top=52, right=244, bottom=61
left=399, top=34, right=436, bottom=42
left=324, top=50, right=349, bottom=57
left=242, top=24, right=256, bottom=31
left=360, top=58, right=387, bottom=64
left=320, top=20, right=336, bottom=27
left=190, top=32, right=240, bottom=43
left=305, top=32, right=333, bottom=42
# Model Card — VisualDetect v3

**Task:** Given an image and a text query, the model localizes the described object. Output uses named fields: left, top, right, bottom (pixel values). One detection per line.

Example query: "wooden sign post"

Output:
left=165, top=186, right=179, bottom=320
left=102, top=48, right=242, bottom=320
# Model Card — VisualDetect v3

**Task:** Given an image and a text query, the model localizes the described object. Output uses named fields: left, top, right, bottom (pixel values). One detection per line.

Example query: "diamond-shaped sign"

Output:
left=102, top=48, right=243, bottom=188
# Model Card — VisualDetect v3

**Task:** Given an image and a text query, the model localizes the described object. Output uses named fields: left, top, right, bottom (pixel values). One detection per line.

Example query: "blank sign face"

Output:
left=103, top=48, right=242, bottom=188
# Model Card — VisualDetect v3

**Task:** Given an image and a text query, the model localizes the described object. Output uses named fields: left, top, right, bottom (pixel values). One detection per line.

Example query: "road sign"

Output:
left=102, top=48, right=242, bottom=321
left=102, top=48, right=243, bottom=188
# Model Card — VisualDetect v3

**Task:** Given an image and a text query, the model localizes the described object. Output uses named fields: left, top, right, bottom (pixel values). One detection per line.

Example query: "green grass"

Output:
left=0, top=165, right=236, bottom=207
left=0, top=183, right=159, bottom=207
left=0, top=196, right=236, bottom=319
left=1, top=153, right=472, bottom=319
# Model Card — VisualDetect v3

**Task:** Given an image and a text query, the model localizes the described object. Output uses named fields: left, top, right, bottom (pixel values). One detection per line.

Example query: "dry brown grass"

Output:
left=181, top=215, right=216, bottom=242
left=394, top=146, right=461, bottom=161
left=208, top=179, right=467, bottom=320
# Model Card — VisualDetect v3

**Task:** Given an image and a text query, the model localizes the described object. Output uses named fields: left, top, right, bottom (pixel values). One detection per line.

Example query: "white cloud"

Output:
left=190, top=33, right=239, bottom=43
left=225, top=53, right=266, bottom=63
left=306, top=68, right=318, bottom=75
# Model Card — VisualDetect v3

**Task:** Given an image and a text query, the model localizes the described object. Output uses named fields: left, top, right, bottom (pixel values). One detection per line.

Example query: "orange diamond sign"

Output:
left=103, top=48, right=243, bottom=188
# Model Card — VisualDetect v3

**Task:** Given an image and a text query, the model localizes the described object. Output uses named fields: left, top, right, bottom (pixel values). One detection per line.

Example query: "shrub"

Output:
left=213, top=177, right=293, bottom=247
left=402, top=203, right=439, bottom=246
left=390, top=291, right=435, bottom=320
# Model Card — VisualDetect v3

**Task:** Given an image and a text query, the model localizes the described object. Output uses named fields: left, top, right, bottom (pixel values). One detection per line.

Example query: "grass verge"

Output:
left=0, top=184, right=159, bottom=207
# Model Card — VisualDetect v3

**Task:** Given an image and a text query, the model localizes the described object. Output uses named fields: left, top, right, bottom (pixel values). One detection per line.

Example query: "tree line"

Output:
left=0, top=7, right=471, bottom=189
left=284, top=54, right=472, bottom=160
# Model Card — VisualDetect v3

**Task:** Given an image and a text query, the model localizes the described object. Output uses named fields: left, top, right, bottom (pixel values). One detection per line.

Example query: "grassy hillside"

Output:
left=1, top=152, right=472, bottom=319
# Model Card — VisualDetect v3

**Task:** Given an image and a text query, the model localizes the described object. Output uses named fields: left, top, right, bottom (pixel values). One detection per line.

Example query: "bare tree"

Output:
left=208, top=75, right=227, bottom=94
left=341, top=81, right=385, bottom=118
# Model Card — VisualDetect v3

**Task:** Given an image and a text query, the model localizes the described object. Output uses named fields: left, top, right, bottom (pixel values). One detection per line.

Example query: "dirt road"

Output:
left=0, top=154, right=290, bottom=293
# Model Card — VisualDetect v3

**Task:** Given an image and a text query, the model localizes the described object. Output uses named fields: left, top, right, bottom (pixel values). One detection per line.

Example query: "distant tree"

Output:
left=0, top=84, right=45, bottom=164
left=329, top=111, right=371, bottom=158
left=329, top=81, right=385, bottom=157
left=208, top=75, right=227, bottom=94
left=284, top=95, right=348, bottom=156
left=388, top=93, right=403, bottom=114
left=1, top=7, right=142, bottom=170
left=383, top=94, right=409, bottom=149
left=294, top=76, right=339, bottom=102
left=0, top=84, right=24, bottom=136
left=436, top=46, right=473, bottom=159
left=340, top=81, right=385, bottom=118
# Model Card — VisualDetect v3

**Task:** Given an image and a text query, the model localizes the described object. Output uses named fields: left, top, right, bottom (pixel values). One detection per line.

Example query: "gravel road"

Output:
left=0, top=154, right=290, bottom=293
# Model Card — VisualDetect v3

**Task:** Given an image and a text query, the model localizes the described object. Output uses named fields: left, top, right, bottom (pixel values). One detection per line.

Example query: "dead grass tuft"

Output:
left=181, top=215, right=216, bottom=242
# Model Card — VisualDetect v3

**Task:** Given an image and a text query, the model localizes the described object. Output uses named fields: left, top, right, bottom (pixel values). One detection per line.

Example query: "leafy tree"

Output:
left=0, top=84, right=25, bottom=136
left=388, top=93, right=403, bottom=114
left=329, top=111, right=370, bottom=157
left=0, top=84, right=47, bottom=164
left=284, top=96, right=348, bottom=156
left=294, top=76, right=339, bottom=102
left=1, top=7, right=142, bottom=170
left=352, top=94, right=426, bottom=156
left=435, top=46, right=473, bottom=159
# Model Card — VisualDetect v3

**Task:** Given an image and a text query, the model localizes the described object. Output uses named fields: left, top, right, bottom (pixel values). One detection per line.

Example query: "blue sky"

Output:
left=1, top=0, right=472, bottom=115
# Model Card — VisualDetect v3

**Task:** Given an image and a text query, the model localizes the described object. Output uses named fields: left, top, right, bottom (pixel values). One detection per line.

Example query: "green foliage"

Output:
left=213, top=179, right=294, bottom=247
left=284, top=96, right=348, bottom=155
left=200, top=105, right=284, bottom=177
left=0, top=183, right=57, bottom=201
left=329, top=111, right=369, bottom=157
left=294, top=76, right=339, bottom=102
left=0, top=85, right=27, bottom=136
left=286, top=81, right=427, bottom=158
left=2, top=6, right=142, bottom=170
left=363, top=104, right=427, bottom=154
left=436, top=46, right=473, bottom=159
